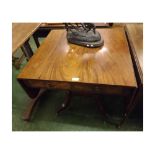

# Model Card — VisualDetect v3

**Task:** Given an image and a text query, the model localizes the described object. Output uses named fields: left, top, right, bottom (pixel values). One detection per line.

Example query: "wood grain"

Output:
left=18, top=28, right=137, bottom=88
left=126, top=24, right=143, bottom=74
left=12, top=23, right=41, bottom=54
left=125, top=23, right=143, bottom=110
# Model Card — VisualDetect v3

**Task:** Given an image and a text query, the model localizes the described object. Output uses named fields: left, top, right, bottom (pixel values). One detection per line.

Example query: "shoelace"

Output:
left=64, top=23, right=96, bottom=34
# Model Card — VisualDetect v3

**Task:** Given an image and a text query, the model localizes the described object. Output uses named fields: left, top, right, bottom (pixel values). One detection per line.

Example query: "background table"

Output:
left=12, top=23, right=41, bottom=59
left=125, top=23, right=143, bottom=117
left=40, top=23, right=113, bottom=29
left=126, top=24, right=143, bottom=81
left=17, top=27, right=137, bottom=126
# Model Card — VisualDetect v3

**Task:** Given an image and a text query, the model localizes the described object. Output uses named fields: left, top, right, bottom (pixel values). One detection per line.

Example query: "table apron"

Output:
left=18, top=79, right=135, bottom=97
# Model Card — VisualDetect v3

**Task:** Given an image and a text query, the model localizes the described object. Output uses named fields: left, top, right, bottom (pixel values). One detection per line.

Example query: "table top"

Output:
left=126, top=24, right=143, bottom=72
left=12, top=23, right=41, bottom=54
left=18, top=27, right=137, bottom=88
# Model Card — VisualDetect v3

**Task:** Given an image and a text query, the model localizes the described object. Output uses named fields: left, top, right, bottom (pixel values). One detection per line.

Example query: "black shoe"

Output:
left=65, top=23, right=104, bottom=48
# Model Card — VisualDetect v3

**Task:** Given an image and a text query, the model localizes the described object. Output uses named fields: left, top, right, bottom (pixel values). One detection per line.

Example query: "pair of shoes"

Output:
left=65, top=23, right=104, bottom=48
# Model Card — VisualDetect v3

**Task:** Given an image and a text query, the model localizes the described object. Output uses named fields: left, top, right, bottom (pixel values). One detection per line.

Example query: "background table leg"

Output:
left=117, top=89, right=137, bottom=128
left=33, top=34, right=40, bottom=48
left=57, top=91, right=72, bottom=114
left=21, top=40, right=33, bottom=60
left=23, top=89, right=46, bottom=121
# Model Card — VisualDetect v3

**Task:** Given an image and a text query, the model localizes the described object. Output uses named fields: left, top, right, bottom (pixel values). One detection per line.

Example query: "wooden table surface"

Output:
left=126, top=24, right=143, bottom=75
left=18, top=27, right=137, bottom=89
left=12, top=23, right=41, bottom=54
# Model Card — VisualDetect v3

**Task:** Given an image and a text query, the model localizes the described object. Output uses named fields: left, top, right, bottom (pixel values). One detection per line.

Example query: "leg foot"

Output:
left=57, top=91, right=72, bottom=114
left=96, top=95, right=121, bottom=127
left=22, top=89, right=46, bottom=121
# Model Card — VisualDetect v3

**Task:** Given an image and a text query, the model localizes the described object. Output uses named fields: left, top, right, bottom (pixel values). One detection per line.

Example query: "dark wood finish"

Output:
left=12, top=23, right=41, bottom=54
left=118, top=88, right=138, bottom=127
left=18, top=79, right=40, bottom=98
left=22, top=89, right=46, bottom=121
left=21, top=40, right=33, bottom=60
left=33, top=34, right=40, bottom=48
left=21, top=79, right=134, bottom=96
left=57, top=91, right=72, bottom=114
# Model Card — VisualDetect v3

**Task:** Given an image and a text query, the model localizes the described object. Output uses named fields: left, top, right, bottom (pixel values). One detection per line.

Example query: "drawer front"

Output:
left=24, top=79, right=132, bottom=96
